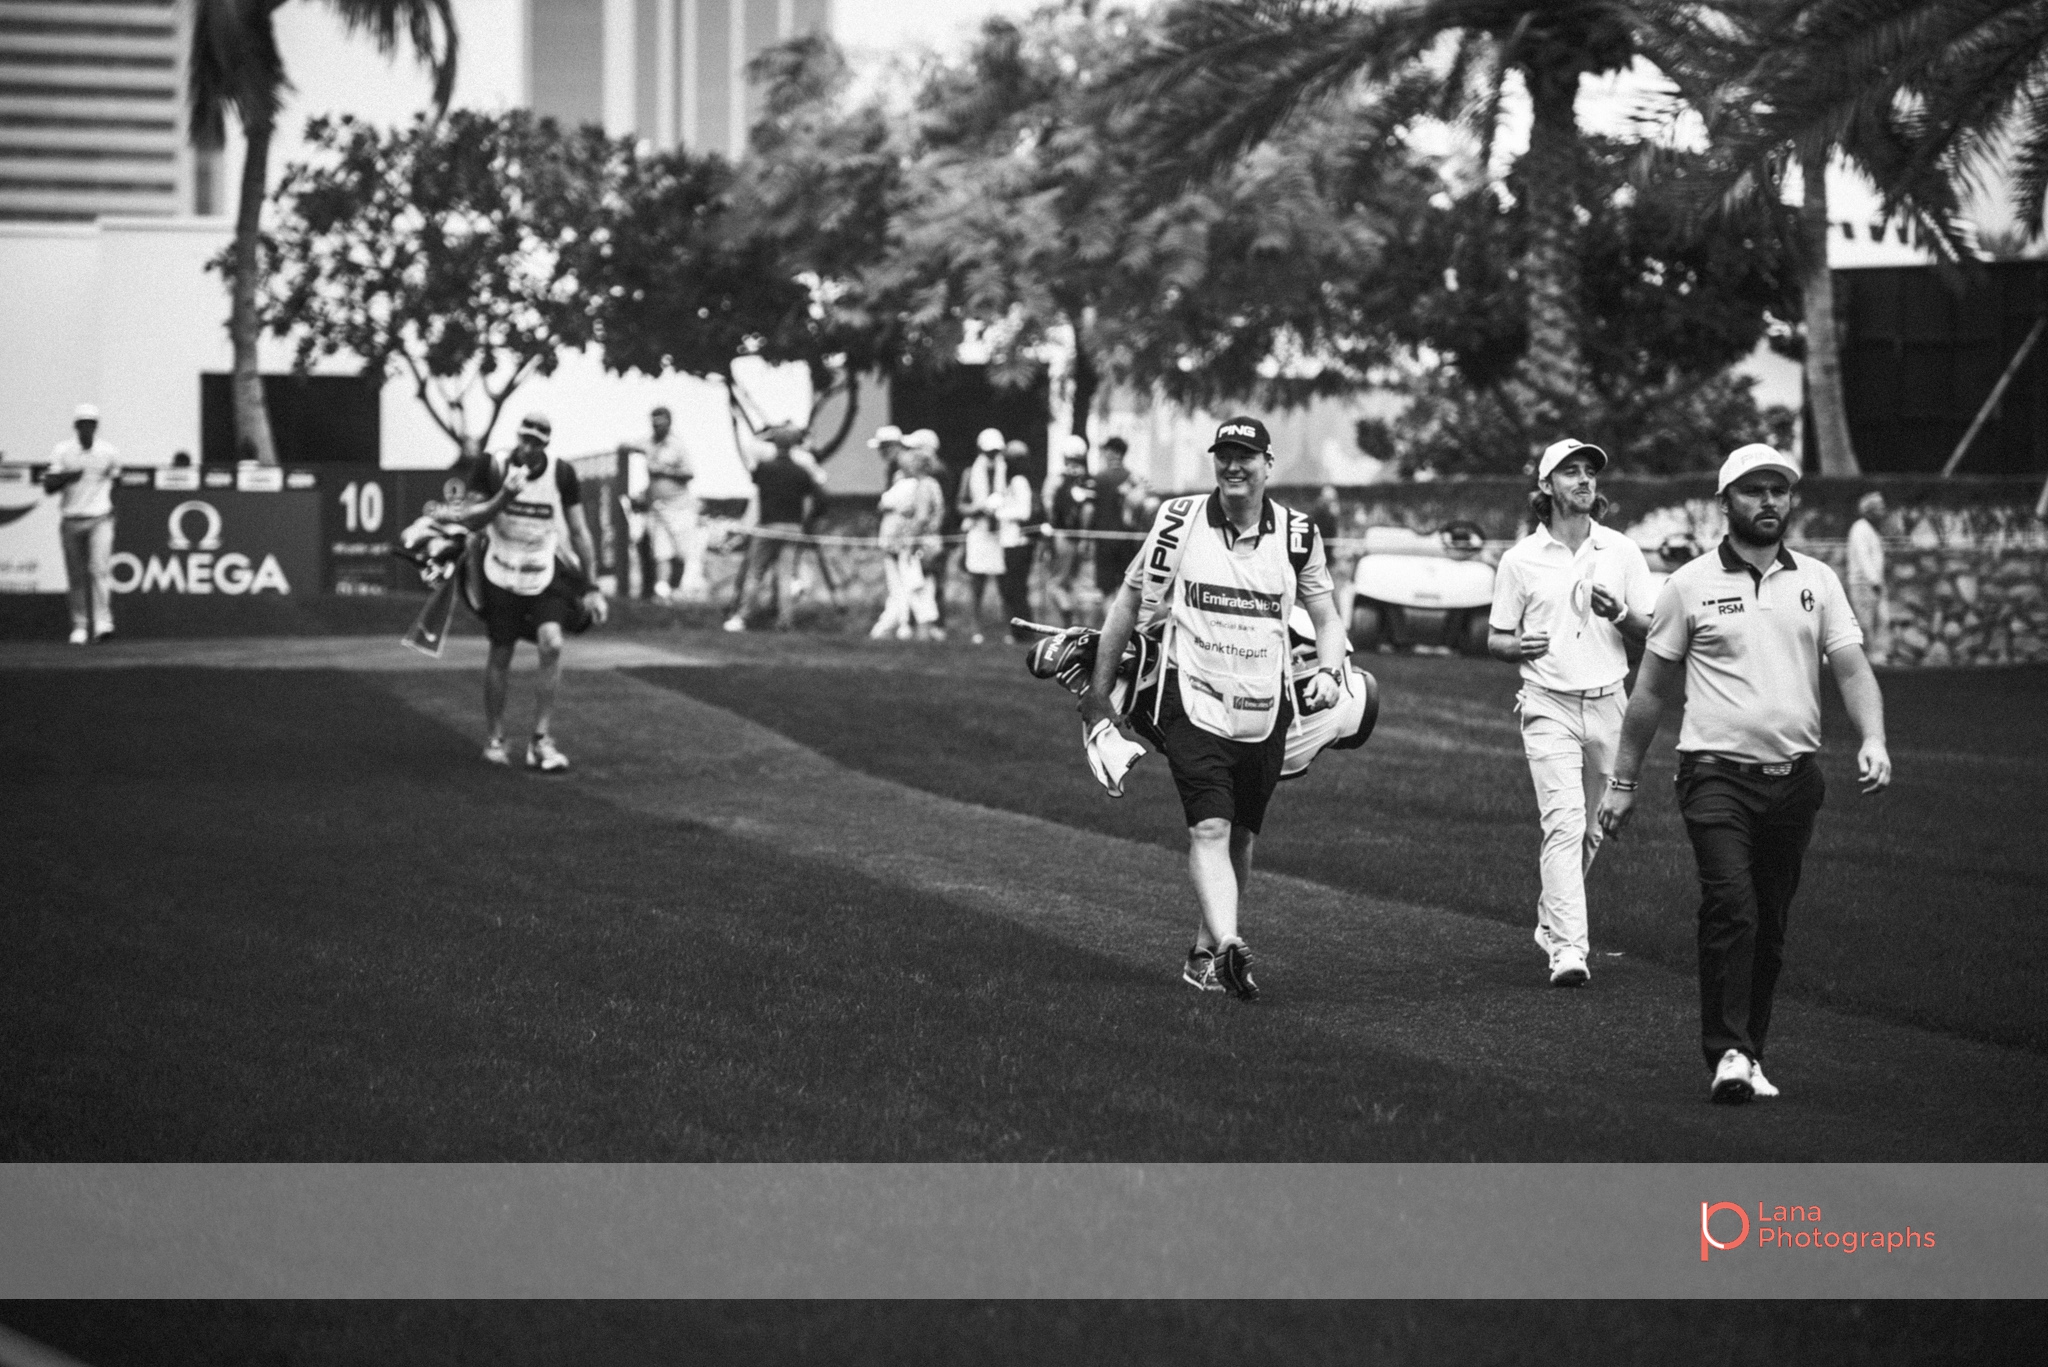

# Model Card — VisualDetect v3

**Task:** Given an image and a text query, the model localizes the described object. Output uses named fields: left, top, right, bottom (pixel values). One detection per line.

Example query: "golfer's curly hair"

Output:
left=1527, top=485, right=1613, bottom=533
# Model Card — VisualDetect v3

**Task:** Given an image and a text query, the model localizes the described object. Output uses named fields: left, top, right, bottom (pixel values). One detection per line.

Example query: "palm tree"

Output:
left=189, top=1, right=456, bottom=465
left=1111, top=0, right=1718, bottom=435
left=1746, top=1, right=2048, bottom=239
left=1689, top=1, right=1975, bottom=475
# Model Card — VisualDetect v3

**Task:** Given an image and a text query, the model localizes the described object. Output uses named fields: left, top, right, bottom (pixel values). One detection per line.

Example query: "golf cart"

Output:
left=1349, top=521, right=1496, bottom=655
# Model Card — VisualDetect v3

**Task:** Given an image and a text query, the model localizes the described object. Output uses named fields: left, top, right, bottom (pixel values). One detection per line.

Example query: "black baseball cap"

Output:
left=1209, top=416, right=1271, bottom=455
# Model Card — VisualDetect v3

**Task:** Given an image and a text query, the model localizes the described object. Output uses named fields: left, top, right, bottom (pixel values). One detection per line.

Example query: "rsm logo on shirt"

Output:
left=1705, top=596, right=1745, bottom=616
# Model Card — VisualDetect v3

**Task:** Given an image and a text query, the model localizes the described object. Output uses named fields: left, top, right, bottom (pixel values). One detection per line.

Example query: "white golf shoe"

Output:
left=1711, top=1048, right=1755, bottom=1105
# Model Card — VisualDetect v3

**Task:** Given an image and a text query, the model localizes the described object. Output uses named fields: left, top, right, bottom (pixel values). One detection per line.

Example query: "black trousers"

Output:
left=998, top=543, right=1034, bottom=638
left=1678, top=757, right=1825, bottom=1068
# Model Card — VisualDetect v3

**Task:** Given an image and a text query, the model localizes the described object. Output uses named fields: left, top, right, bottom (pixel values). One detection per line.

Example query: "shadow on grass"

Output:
left=6, top=667, right=1661, bottom=1162
left=638, top=651, right=2048, bottom=1054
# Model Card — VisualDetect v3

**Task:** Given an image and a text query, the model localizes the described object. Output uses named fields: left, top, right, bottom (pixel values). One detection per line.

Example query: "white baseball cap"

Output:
left=73, top=403, right=100, bottom=422
left=1717, top=443, right=1800, bottom=493
left=1537, top=437, right=1606, bottom=481
left=1058, top=433, right=1090, bottom=462
left=976, top=427, right=1005, bottom=453
left=867, top=424, right=905, bottom=448
left=906, top=428, right=940, bottom=451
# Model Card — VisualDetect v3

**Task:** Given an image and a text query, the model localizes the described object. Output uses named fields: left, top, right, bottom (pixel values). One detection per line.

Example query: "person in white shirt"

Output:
left=45, top=403, right=121, bottom=645
left=1597, top=444, right=1890, bottom=1105
left=639, top=406, right=705, bottom=601
left=1488, top=438, right=1656, bottom=987
left=1846, top=491, right=1888, bottom=665
left=958, top=428, right=1032, bottom=644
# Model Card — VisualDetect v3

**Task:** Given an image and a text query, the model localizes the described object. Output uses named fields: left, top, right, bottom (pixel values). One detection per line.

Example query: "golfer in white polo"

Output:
left=1488, top=438, right=1655, bottom=986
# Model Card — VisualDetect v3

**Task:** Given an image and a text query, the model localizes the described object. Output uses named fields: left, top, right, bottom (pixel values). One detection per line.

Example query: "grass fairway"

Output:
left=0, top=666, right=1660, bottom=1161
left=6, top=642, right=2046, bottom=1164
left=644, top=644, right=2048, bottom=1053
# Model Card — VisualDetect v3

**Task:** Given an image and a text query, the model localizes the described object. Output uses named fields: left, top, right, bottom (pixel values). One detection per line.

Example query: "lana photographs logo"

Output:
left=107, top=501, right=293, bottom=596
left=1700, top=1201, right=1937, bottom=1262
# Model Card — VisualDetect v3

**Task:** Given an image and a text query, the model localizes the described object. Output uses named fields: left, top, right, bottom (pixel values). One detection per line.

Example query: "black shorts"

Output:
left=1151, top=674, right=1293, bottom=834
left=478, top=573, right=580, bottom=646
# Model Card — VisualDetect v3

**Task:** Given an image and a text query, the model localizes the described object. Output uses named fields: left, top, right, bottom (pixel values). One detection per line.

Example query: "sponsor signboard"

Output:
left=109, top=488, right=322, bottom=599
left=323, top=470, right=401, bottom=596
left=0, top=466, right=65, bottom=593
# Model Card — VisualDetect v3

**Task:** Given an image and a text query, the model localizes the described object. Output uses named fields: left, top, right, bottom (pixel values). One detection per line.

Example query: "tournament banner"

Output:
left=320, top=467, right=401, bottom=595
left=0, top=465, right=64, bottom=593
left=109, top=485, right=322, bottom=600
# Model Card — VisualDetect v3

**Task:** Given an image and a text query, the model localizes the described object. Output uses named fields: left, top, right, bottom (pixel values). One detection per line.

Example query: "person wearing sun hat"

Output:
left=1598, top=442, right=1891, bottom=1106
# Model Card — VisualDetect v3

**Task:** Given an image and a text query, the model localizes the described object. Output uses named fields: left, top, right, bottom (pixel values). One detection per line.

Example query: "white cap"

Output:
left=517, top=411, right=552, bottom=438
left=1717, top=443, right=1800, bottom=493
left=73, top=403, right=100, bottom=422
left=976, top=427, right=1005, bottom=452
left=1536, top=437, right=1605, bottom=481
left=1057, top=433, right=1090, bottom=461
left=906, top=428, right=940, bottom=451
left=867, top=424, right=905, bottom=448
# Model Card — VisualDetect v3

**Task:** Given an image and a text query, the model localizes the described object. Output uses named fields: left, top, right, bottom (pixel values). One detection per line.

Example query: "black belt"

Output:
left=1681, top=753, right=1814, bottom=778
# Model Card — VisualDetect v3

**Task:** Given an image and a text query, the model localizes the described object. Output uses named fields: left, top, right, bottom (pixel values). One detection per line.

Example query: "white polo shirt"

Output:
left=1646, top=540, right=1863, bottom=763
left=1489, top=522, right=1654, bottom=692
left=47, top=438, right=120, bottom=519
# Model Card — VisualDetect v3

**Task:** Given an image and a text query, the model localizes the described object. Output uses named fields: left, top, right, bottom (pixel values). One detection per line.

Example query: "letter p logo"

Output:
left=1700, top=1202, right=1749, bottom=1261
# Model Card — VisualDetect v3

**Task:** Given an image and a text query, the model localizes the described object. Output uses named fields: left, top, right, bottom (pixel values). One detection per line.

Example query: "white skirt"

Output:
left=964, top=520, right=1006, bottom=575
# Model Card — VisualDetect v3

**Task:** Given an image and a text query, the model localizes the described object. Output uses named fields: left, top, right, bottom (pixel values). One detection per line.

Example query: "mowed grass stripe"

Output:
left=2, top=665, right=1676, bottom=1162
left=638, top=650, right=2048, bottom=1053
left=387, top=667, right=2045, bottom=1159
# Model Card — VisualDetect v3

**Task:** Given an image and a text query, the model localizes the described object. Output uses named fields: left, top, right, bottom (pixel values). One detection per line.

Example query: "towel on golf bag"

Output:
left=1021, top=610, right=1379, bottom=791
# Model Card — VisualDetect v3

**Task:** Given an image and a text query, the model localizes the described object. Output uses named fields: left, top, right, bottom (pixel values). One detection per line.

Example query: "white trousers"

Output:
left=871, top=549, right=937, bottom=637
left=61, top=513, right=115, bottom=635
left=647, top=497, right=706, bottom=597
left=1518, top=686, right=1626, bottom=965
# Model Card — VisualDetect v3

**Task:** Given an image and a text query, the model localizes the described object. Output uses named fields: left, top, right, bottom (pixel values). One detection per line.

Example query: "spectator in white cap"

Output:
left=1598, top=442, right=1890, bottom=1106
left=1487, top=436, right=1656, bottom=987
left=957, top=427, right=1031, bottom=643
left=1044, top=433, right=1098, bottom=627
left=45, top=403, right=122, bottom=644
left=867, top=425, right=907, bottom=481
left=870, top=429, right=946, bottom=641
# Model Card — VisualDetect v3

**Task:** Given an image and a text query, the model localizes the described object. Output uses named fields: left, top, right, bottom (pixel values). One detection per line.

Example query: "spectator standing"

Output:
left=725, top=424, right=824, bottom=633
left=45, top=403, right=120, bottom=645
left=997, top=439, right=1038, bottom=638
left=870, top=439, right=946, bottom=640
left=641, top=405, right=704, bottom=601
left=1846, top=491, right=1888, bottom=665
left=906, top=429, right=950, bottom=637
left=958, top=428, right=1025, bottom=643
left=1044, top=434, right=1098, bottom=626
left=867, top=425, right=907, bottom=482
left=1092, top=436, right=1145, bottom=618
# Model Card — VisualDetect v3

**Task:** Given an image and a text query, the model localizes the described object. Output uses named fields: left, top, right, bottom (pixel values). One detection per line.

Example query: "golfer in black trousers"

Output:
left=1596, top=444, right=1891, bottom=1105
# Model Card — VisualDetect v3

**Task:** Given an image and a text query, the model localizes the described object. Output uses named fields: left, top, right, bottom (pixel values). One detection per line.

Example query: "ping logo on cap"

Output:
left=1210, top=416, right=1271, bottom=452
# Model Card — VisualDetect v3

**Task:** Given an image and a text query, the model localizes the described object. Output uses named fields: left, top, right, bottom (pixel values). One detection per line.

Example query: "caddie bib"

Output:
left=483, top=450, right=564, bottom=595
left=1161, top=503, right=1296, bottom=742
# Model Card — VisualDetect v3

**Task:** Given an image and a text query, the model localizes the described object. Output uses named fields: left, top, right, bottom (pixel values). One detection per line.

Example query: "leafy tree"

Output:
left=259, top=111, right=621, bottom=459
left=1370, top=136, right=1795, bottom=474
left=878, top=6, right=1426, bottom=431
left=594, top=37, right=903, bottom=458
left=191, top=0, right=456, bottom=464
left=1106, top=0, right=1740, bottom=438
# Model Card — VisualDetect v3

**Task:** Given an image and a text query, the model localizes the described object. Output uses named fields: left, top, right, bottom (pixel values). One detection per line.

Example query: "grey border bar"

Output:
left=2, top=1165, right=2041, bottom=1298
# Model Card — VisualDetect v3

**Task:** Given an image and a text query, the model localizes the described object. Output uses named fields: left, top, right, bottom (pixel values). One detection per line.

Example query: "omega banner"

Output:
left=110, top=487, right=322, bottom=600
